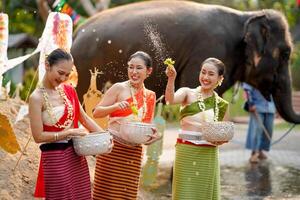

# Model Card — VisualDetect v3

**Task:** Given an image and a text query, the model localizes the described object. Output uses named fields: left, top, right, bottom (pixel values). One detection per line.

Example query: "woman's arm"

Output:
left=93, top=83, right=130, bottom=118
left=78, top=104, right=104, bottom=132
left=165, top=66, right=187, bottom=104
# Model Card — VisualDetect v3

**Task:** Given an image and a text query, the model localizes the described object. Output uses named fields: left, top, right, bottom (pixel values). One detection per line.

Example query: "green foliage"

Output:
left=290, top=42, right=300, bottom=90
left=20, top=68, right=38, bottom=101
left=10, top=9, right=35, bottom=34
left=1, top=74, right=17, bottom=98
left=222, top=87, right=248, bottom=118
left=2, top=68, right=37, bottom=101
left=161, top=104, right=181, bottom=122
left=1, top=0, right=44, bottom=36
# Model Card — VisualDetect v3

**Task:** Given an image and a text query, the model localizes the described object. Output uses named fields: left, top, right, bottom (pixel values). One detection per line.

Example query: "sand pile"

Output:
left=0, top=98, right=40, bottom=200
left=0, top=98, right=96, bottom=200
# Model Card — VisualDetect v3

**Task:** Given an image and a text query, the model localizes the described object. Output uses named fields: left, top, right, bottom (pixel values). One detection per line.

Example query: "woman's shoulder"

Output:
left=145, top=88, right=155, bottom=95
left=177, top=87, right=193, bottom=92
left=144, top=89, right=156, bottom=100
left=175, top=87, right=193, bottom=96
left=111, top=81, right=128, bottom=90
left=102, top=82, right=126, bottom=94
left=29, top=89, right=43, bottom=105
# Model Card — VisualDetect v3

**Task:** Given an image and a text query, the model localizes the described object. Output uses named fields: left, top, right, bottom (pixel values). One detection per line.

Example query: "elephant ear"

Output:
left=244, top=14, right=270, bottom=67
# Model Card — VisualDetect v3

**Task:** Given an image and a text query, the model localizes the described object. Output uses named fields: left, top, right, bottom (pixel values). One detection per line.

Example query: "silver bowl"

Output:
left=119, top=122, right=155, bottom=144
left=202, top=121, right=234, bottom=142
left=73, top=131, right=113, bottom=156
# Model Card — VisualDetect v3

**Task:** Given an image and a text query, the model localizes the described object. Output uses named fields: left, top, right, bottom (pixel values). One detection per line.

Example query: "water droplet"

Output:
left=96, top=38, right=99, bottom=42
left=81, top=29, right=85, bottom=33
left=118, top=49, right=123, bottom=53
left=143, top=21, right=169, bottom=63
left=93, top=29, right=96, bottom=32
left=193, top=161, right=197, bottom=166
left=107, top=40, right=112, bottom=44
left=34, top=11, right=37, bottom=14
left=195, top=171, right=199, bottom=176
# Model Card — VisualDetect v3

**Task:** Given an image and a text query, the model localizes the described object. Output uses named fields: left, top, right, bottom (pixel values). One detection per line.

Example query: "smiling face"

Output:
left=199, top=63, right=223, bottom=92
left=127, top=56, right=152, bottom=87
left=46, top=59, right=73, bottom=88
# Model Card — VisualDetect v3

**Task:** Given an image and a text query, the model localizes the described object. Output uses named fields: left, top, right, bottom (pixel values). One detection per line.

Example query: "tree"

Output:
left=0, top=0, right=44, bottom=36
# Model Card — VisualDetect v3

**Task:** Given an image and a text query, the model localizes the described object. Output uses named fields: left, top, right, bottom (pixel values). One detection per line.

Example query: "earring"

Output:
left=218, top=80, right=223, bottom=86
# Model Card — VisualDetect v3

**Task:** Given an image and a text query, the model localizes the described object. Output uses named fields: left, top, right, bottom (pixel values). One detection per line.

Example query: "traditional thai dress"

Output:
left=172, top=94, right=228, bottom=200
left=92, top=88, right=156, bottom=200
left=34, top=84, right=91, bottom=200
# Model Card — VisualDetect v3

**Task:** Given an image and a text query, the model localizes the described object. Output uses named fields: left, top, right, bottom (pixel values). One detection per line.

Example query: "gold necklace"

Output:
left=197, top=86, right=219, bottom=122
left=128, top=81, right=147, bottom=121
left=39, top=85, right=74, bottom=128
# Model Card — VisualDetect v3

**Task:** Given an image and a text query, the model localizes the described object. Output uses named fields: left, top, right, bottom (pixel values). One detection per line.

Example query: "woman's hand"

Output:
left=116, top=101, right=130, bottom=110
left=165, top=64, right=177, bottom=80
left=144, top=127, right=162, bottom=145
left=66, top=128, right=88, bottom=138
left=249, top=105, right=256, bottom=112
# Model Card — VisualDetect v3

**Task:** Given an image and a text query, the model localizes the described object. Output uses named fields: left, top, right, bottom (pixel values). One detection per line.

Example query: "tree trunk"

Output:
left=36, top=0, right=50, bottom=22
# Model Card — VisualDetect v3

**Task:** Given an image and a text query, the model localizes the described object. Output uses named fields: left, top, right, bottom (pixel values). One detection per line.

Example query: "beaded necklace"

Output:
left=197, top=86, right=219, bottom=122
left=39, top=85, right=74, bottom=129
left=128, top=81, right=147, bottom=121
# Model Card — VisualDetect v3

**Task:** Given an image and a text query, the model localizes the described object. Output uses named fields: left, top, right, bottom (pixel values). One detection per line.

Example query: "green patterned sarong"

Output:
left=172, top=142, right=220, bottom=200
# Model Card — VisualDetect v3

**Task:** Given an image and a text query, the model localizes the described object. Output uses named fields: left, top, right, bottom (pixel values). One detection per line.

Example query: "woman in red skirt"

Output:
left=29, top=48, right=103, bottom=199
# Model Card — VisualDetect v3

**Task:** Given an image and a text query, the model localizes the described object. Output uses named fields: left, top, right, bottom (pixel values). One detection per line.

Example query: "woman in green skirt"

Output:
left=165, top=57, right=228, bottom=200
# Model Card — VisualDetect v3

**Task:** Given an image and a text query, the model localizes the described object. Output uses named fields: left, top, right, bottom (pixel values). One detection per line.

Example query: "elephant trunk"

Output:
left=272, top=69, right=300, bottom=124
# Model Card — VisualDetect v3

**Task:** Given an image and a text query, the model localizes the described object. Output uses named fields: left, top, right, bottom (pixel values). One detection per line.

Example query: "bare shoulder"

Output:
left=177, top=87, right=192, bottom=94
left=109, top=81, right=127, bottom=92
left=177, top=87, right=191, bottom=92
left=29, top=89, right=43, bottom=106
left=145, top=88, right=155, bottom=95
left=145, top=88, right=156, bottom=99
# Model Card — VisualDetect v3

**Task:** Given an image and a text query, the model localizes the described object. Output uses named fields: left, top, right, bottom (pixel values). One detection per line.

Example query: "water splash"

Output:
left=143, top=20, right=171, bottom=90
left=143, top=21, right=169, bottom=64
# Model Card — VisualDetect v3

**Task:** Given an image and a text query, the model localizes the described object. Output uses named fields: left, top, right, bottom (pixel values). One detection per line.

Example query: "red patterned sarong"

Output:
left=34, top=84, right=91, bottom=199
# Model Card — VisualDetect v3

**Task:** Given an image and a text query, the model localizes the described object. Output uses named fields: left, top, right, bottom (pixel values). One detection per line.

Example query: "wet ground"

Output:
left=139, top=122, right=300, bottom=200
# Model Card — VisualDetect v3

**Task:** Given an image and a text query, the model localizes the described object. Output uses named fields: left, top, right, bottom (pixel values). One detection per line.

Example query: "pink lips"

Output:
left=130, top=76, right=139, bottom=81
left=201, top=80, right=210, bottom=85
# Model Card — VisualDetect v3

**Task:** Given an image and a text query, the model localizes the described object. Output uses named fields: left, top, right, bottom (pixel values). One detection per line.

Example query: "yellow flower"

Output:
left=163, top=58, right=175, bottom=69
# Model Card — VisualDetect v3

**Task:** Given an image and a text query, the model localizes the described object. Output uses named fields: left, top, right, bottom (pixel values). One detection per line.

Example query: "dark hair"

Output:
left=46, top=48, right=73, bottom=67
left=128, top=51, right=152, bottom=68
left=201, top=57, right=225, bottom=76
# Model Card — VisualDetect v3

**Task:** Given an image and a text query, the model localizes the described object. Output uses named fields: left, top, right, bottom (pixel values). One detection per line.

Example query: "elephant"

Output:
left=71, top=0, right=300, bottom=124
